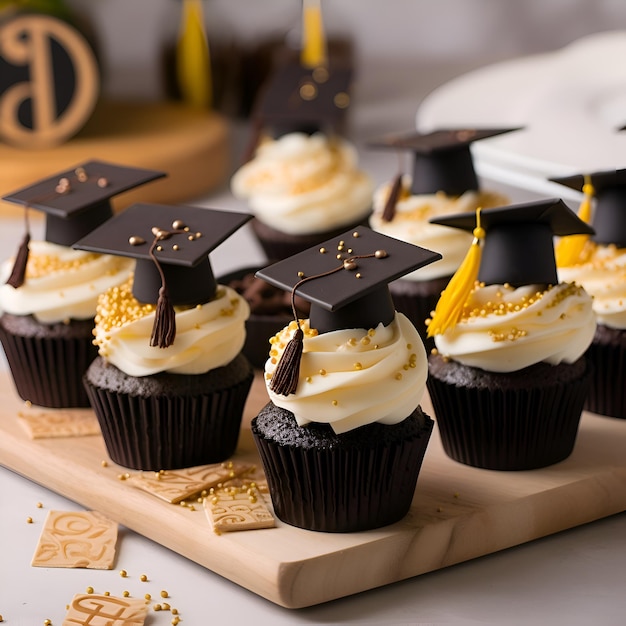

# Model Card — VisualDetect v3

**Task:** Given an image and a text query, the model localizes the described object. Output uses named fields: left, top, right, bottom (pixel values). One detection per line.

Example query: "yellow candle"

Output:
left=301, top=0, right=327, bottom=68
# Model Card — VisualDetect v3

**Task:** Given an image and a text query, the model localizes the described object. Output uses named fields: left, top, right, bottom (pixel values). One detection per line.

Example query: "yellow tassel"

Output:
left=176, top=0, right=212, bottom=108
left=555, top=177, right=595, bottom=267
left=301, top=0, right=327, bottom=68
left=427, top=208, right=485, bottom=337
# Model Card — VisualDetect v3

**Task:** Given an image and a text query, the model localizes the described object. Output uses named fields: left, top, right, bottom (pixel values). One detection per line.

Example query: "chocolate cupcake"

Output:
left=251, top=226, right=441, bottom=532
left=74, top=203, right=254, bottom=470
left=368, top=129, right=517, bottom=347
left=218, top=266, right=311, bottom=368
left=426, top=199, right=596, bottom=470
left=0, top=160, right=164, bottom=407
left=552, top=168, right=626, bottom=419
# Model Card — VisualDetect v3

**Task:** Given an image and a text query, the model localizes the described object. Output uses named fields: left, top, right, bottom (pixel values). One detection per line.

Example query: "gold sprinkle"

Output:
left=195, top=232, right=202, bottom=238
left=336, top=253, right=342, bottom=260
left=300, top=82, right=317, bottom=100
left=374, top=249, right=388, bottom=259
left=162, top=602, right=171, bottom=610
left=119, top=569, right=128, bottom=577
left=97, top=177, right=108, bottom=188
left=101, top=460, right=108, bottom=467
left=355, top=272, right=362, bottom=279
left=86, top=586, right=94, bottom=594
left=172, top=618, right=181, bottom=625
left=352, top=231, right=359, bottom=238
left=160, top=590, right=169, bottom=598
left=319, top=369, right=327, bottom=376
left=361, top=336, right=371, bottom=345
left=156, top=245, right=163, bottom=252
left=36, top=502, right=43, bottom=508
left=188, top=235, right=194, bottom=241
left=319, top=247, right=327, bottom=254
left=26, top=517, right=33, bottom=524
left=172, top=244, right=179, bottom=251
left=154, top=603, right=162, bottom=611
left=44, top=620, right=52, bottom=626
left=297, top=271, right=305, bottom=278
left=104, top=591, right=110, bottom=596
left=123, top=590, right=130, bottom=597
left=145, top=593, right=152, bottom=600
left=343, top=260, right=357, bottom=270
left=334, top=91, right=350, bottom=108
left=172, top=219, right=187, bottom=230
left=305, top=376, right=312, bottom=383
left=331, top=400, right=338, bottom=406
left=129, top=235, right=145, bottom=246
left=75, top=167, right=87, bottom=181
left=354, top=362, right=362, bottom=370
left=395, top=372, right=403, bottom=380
left=140, top=574, right=148, bottom=582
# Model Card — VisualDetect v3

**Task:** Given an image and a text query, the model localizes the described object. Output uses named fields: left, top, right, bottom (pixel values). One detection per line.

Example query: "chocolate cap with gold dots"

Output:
left=431, top=198, right=595, bottom=287
left=550, top=168, right=626, bottom=247
left=255, top=226, right=442, bottom=334
left=254, top=61, right=353, bottom=138
left=2, top=160, right=166, bottom=247
left=74, top=203, right=252, bottom=306
left=368, top=128, right=521, bottom=196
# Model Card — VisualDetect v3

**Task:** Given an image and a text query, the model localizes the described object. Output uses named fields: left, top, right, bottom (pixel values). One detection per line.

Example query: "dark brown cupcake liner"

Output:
left=584, top=324, right=626, bottom=419
left=427, top=355, right=591, bottom=470
left=0, top=321, right=97, bottom=408
left=389, top=275, right=451, bottom=352
left=251, top=405, right=433, bottom=532
left=84, top=360, right=254, bottom=471
left=251, top=214, right=371, bottom=262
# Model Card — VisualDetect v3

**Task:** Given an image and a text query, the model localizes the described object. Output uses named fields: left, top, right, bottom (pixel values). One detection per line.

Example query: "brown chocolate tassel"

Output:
left=269, top=326, right=304, bottom=396
left=5, top=232, right=30, bottom=288
left=150, top=286, right=176, bottom=348
left=382, top=174, right=403, bottom=222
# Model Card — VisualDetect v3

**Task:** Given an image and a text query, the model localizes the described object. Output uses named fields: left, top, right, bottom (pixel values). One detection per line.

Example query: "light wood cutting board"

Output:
left=0, top=370, right=624, bottom=609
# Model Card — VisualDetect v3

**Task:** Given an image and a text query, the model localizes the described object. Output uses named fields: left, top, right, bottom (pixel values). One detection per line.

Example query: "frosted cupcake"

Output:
left=231, top=132, right=373, bottom=261
left=368, top=129, right=516, bottom=343
left=252, top=226, right=441, bottom=532
left=426, top=199, right=596, bottom=470
left=0, top=160, right=164, bottom=407
left=552, top=169, right=626, bottom=418
left=74, top=203, right=254, bottom=470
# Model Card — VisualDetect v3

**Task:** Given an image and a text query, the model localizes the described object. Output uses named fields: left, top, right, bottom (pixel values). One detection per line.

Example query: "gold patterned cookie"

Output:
left=126, top=461, right=255, bottom=504
left=32, top=510, right=118, bottom=569
left=18, top=404, right=100, bottom=439
left=63, top=593, right=147, bottom=625
left=203, top=486, right=276, bottom=533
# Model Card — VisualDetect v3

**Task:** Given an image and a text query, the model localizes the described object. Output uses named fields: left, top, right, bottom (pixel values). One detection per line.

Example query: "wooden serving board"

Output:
left=0, top=100, right=230, bottom=215
left=0, top=369, right=625, bottom=609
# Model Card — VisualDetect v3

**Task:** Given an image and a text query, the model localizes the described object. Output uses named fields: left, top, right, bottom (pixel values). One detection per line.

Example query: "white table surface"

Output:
left=2, top=58, right=626, bottom=625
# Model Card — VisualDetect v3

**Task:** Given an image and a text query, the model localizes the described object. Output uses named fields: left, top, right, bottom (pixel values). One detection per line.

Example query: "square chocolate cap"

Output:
left=254, top=61, right=353, bottom=137
left=431, top=198, right=594, bottom=286
left=256, top=226, right=441, bottom=333
left=2, top=160, right=166, bottom=247
left=74, top=203, right=252, bottom=306
left=368, top=128, right=520, bottom=196
left=550, top=168, right=626, bottom=246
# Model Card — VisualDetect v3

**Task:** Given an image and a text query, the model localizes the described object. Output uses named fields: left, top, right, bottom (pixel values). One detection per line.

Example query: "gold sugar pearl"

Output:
left=188, top=235, right=195, bottom=241
left=119, top=569, right=128, bottom=577
left=172, top=244, right=179, bottom=251
left=44, top=620, right=52, bottom=626
left=123, top=590, right=130, bottom=597
left=172, top=219, right=187, bottom=230
left=101, top=460, right=108, bottom=467
left=352, top=231, right=360, bottom=238
left=354, top=362, right=362, bottom=370
left=195, top=232, right=202, bottom=238
left=86, top=586, right=94, bottom=594
left=26, top=517, right=33, bottom=524
left=104, top=591, right=110, bottom=596
left=36, top=502, right=43, bottom=508
left=97, top=177, right=109, bottom=188
left=331, top=400, right=338, bottom=406
left=343, top=260, right=357, bottom=271
left=297, top=271, right=305, bottom=278
left=75, top=167, right=88, bottom=182
left=375, top=249, right=388, bottom=259
left=145, top=593, right=152, bottom=600
left=160, top=590, right=169, bottom=598
left=140, top=574, right=148, bottom=582
left=128, top=236, right=145, bottom=246
left=319, top=369, right=327, bottom=376
left=319, top=247, right=327, bottom=254
left=156, top=245, right=163, bottom=252
left=154, top=604, right=162, bottom=611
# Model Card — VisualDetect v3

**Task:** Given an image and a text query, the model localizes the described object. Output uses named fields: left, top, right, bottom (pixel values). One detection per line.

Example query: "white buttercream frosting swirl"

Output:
left=0, top=241, right=133, bottom=324
left=93, top=279, right=249, bottom=377
left=370, top=179, right=507, bottom=281
left=264, top=313, right=427, bottom=434
left=557, top=244, right=626, bottom=329
left=433, top=282, right=596, bottom=372
left=231, top=132, right=374, bottom=235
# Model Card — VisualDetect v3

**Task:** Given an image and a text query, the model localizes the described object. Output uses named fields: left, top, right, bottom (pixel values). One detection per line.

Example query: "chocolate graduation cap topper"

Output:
left=431, top=198, right=595, bottom=287
left=256, top=226, right=441, bottom=395
left=2, top=160, right=166, bottom=247
left=368, top=128, right=521, bottom=198
left=550, top=168, right=626, bottom=247
left=253, top=62, right=353, bottom=139
left=74, top=203, right=252, bottom=348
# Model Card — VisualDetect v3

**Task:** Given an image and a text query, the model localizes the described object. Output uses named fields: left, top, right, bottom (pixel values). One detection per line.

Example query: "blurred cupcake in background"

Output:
left=368, top=128, right=517, bottom=346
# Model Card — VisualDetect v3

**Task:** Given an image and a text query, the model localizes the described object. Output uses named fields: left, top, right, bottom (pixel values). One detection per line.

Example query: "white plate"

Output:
left=416, top=31, right=626, bottom=201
